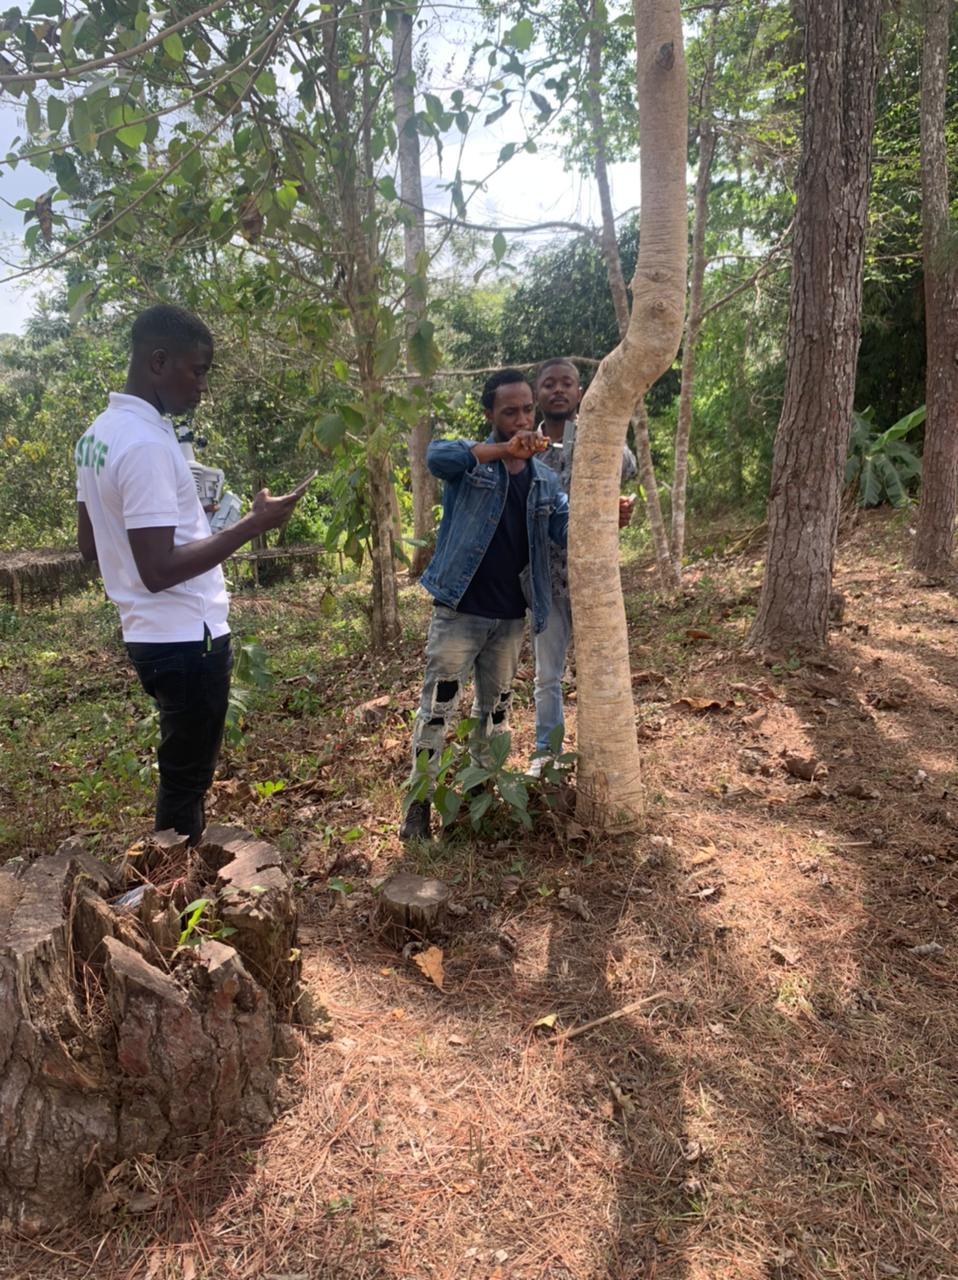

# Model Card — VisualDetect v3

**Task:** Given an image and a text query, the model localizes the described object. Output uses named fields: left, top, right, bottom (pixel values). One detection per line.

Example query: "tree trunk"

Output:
left=912, top=0, right=958, bottom=578
left=748, top=0, right=882, bottom=653
left=584, top=1, right=676, bottom=589
left=0, top=829, right=302, bottom=1231
left=670, top=12, right=718, bottom=570
left=392, top=7, right=435, bottom=577
left=367, top=437, right=403, bottom=647
left=568, top=0, right=688, bottom=829
left=633, top=398, right=679, bottom=588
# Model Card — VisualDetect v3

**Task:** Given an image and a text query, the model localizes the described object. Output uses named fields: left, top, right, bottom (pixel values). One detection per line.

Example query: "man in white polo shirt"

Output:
left=76, top=304, right=310, bottom=843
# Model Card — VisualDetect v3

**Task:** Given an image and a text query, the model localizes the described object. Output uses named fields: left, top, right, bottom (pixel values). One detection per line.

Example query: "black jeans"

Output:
left=126, top=631, right=233, bottom=844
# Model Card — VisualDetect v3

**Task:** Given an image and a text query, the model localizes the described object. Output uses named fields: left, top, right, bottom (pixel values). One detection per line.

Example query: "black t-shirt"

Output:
left=456, top=461, right=531, bottom=619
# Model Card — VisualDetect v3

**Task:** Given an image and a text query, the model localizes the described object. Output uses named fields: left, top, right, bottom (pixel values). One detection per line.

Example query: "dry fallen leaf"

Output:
left=685, top=628, right=713, bottom=641
left=770, top=942, right=801, bottom=967
left=413, top=945, right=445, bottom=990
left=783, top=753, right=827, bottom=781
left=671, top=696, right=735, bottom=714
left=534, top=1012, right=558, bottom=1030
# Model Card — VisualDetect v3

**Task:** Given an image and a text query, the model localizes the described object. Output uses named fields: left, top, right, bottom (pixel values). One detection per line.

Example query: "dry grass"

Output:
left=3, top=511, right=957, bottom=1280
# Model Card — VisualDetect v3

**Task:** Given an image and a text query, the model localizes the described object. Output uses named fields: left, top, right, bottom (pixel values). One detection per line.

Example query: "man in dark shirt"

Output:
left=402, top=368, right=568, bottom=840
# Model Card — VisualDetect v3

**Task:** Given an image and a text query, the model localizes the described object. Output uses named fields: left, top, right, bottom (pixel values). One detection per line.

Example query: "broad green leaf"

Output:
left=373, top=335, right=402, bottom=378
left=25, top=96, right=42, bottom=135
left=339, top=403, right=365, bottom=430
left=67, top=282, right=95, bottom=324
left=498, top=142, right=516, bottom=163
left=68, top=102, right=97, bottom=153
left=469, top=791, right=494, bottom=825
left=163, top=32, right=185, bottom=62
left=116, top=121, right=147, bottom=148
left=488, top=731, right=512, bottom=770
left=47, top=95, right=66, bottom=131
left=455, top=764, right=491, bottom=791
left=377, top=175, right=398, bottom=201
left=275, top=181, right=298, bottom=211
left=315, top=414, right=347, bottom=450
left=503, top=18, right=534, bottom=51
left=409, top=319, right=441, bottom=378
left=256, top=69, right=277, bottom=96
left=492, top=231, right=506, bottom=262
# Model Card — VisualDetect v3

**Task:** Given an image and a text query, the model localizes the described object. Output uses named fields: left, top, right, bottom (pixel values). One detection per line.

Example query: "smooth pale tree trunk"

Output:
left=584, top=0, right=678, bottom=589
left=912, top=0, right=958, bottom=577
left=568, top=0, right=688, bottom=828
left=670, top=11, right=718, bottom=571
left=391, top=7, right=434, bottom=577
left=749, top=0, right=882, bottom=653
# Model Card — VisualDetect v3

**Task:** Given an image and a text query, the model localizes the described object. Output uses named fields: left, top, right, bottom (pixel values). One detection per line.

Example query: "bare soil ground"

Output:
left=2, top=511, right=956, bottom=1280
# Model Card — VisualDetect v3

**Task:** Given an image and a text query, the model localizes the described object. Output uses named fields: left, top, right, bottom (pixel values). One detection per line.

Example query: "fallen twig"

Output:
left=553, top=992, right=681, bottom=1043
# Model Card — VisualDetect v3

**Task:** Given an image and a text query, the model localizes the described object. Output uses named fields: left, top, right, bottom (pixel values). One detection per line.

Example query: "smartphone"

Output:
left=290, top=468, right=319, bottom=495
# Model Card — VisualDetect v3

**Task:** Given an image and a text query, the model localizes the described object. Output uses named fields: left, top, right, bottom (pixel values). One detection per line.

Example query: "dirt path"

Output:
left=4, top=513, right=956, bottom=1280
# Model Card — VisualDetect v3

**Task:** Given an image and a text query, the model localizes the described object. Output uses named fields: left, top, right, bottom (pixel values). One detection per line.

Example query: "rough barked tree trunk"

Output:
left=912, top=0, right=958, bottom=577
left=325, top=2, right=401, bottom=648
left=391, top=7, right=435, bottom=577
left=670, top=10, right=718, bottom=572
left=582, top=0, right=678, bottom=590
left=568, top=0, right=688, bottom=828
left=749, top=0, right=882, bottom=653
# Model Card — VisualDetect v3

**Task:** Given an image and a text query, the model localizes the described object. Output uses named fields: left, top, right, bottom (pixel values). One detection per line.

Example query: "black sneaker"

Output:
left=400, top=799, right=431, bottom=841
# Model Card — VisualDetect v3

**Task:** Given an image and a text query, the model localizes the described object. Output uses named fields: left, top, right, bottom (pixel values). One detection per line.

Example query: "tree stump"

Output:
left=376, top=872, right=451, bottom=948
left=0, top=827, right=304, bottom=1233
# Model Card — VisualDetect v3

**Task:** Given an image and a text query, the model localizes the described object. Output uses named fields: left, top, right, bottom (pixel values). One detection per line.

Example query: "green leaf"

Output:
left=492, top=231, right=506, bottom=262
left=163, top=32, right=185, bottom=62
left=315, top=414, right=347, bottom=450
left=498, top=142, right=516, bottom=163
left=68, top=102, right=97, bottom=153
left=116, top=121, right=147, bottom=148
left=498, top=775, right=529, bottom=811
left=67, top=281, right=94, bottom=324
left=409, top=319, right=442, bottom=378
left=484, top=100, right=511, bottom=126
left=488, top=731, right=512, bottom=770
left=276, top=180, right=298, bottom=211
left=29, top=0, right=61, bottom=15
left=25, top=96, right=42, bottom=136
left=373, top=335, right=402, bottom=378
left=339, top=403, right=365, bottom=430
left=377, top=175, right=398, bottom=201
left=469, top=791, right=494, bottom=825
left=434, top=785, right=461, bottom=827
left=256, top=69, right=277, bottom=96
left=503, top=18, right=534, bottom=51
left=47, top=96, right=66, bottom=131
left=455, top=764, right=491, bottom=791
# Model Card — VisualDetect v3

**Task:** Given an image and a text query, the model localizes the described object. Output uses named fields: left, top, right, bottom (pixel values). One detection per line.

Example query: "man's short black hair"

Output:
left=480, top=367, right=531, bottom=411
left=535, top=357, right=579, bottom=385
left=131, top=304, right=213, bottom=353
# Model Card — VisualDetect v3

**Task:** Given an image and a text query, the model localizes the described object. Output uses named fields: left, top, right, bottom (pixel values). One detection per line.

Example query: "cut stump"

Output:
left=0, top=826, right=305, bottom=1233
left=377, top=872, right=451, bottom=947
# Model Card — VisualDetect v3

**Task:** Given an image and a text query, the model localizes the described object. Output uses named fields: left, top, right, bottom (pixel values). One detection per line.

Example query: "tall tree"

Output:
left=391, top=4, right=435, bottom=577
left=578, top=0, right=677, bottom=588
left=749, top=0, right=882, bottom=653
left=569, top=0, right=688, bottom=827
left=668, top=8, right=718, bottom=572
left=912, top=0, right=958, bottom=577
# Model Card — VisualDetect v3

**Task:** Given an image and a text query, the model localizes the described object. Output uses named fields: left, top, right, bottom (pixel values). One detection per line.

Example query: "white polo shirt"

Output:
left=76, top=393, right=230, bottom=643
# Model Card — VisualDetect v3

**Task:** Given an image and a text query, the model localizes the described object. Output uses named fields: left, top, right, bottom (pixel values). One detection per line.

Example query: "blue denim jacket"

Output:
left=419, top=436, right=569, bottom=634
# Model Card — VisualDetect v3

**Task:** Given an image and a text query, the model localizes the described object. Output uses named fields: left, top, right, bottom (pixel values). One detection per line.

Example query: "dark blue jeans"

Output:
left=126, top=632, right=233, bottom=844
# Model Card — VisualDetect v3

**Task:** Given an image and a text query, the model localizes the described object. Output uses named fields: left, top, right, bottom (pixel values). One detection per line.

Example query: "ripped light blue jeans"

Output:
left=533, top=590, right=572, bottom=753
left=410, top=605, right=525, bottom=786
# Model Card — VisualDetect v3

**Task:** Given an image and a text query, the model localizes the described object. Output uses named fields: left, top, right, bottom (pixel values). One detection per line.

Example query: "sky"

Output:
left=0, top=14, right=640, bottom=335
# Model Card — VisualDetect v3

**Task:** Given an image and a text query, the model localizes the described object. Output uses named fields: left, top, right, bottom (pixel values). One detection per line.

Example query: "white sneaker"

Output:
left=527, top=755, right=552, bottom=779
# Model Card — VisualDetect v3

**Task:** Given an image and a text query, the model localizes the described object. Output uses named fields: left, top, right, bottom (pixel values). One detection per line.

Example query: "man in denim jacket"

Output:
left=401, top=368, right=569, bottom=840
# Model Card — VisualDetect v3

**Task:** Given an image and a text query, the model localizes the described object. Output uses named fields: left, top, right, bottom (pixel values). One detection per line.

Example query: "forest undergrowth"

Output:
left=1, top=509, right=955, bottom=1280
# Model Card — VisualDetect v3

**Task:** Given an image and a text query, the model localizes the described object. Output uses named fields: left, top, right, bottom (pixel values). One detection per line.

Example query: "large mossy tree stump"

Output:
left=0, top=826, right=303, bottom=1233
left=377, top=872, right=451, bottom=948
